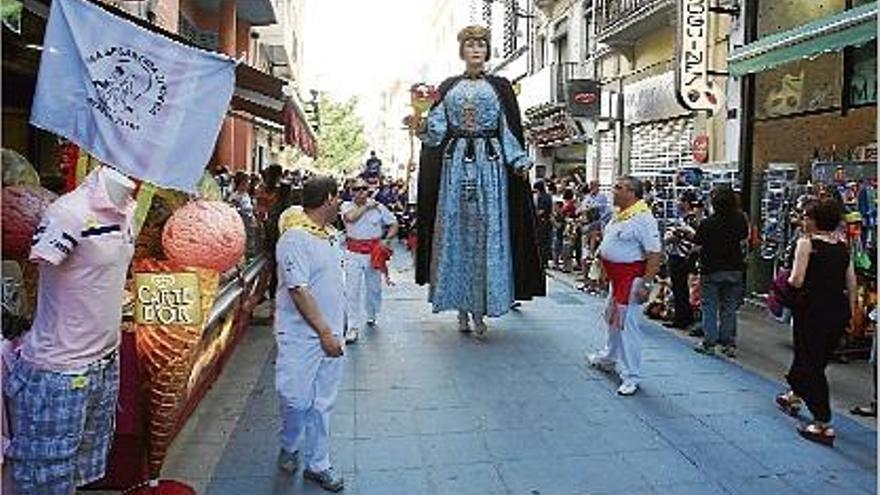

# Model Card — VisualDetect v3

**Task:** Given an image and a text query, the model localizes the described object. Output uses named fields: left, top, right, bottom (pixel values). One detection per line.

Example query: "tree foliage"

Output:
left=312, top=93, right=368, bottom=175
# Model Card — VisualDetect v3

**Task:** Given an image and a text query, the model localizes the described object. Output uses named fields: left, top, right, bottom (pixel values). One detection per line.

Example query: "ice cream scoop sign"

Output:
left=135, top=272, right=202, bottom=326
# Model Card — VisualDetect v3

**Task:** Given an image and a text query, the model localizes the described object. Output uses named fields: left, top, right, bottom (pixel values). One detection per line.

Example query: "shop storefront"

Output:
left=623, top=71, right=696, bottom=176
left=730, top=0, right=878, bottom=355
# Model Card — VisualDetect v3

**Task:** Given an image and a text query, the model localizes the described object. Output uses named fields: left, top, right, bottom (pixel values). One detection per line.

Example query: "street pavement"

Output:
left=546, top=269, right=877, bottom=430
left=161, top=253, right=877, bottom=495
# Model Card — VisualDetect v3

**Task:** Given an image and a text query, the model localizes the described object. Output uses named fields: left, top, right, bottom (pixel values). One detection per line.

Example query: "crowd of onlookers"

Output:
left=213, top=161, right=415, bottom=258
left=213, top=165, right=313, bottom=259
left=533, top=174, right=614, bottom=295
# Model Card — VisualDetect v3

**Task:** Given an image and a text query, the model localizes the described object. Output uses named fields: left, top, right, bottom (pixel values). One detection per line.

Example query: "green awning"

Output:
left=728, top=2, right=878, bottom=77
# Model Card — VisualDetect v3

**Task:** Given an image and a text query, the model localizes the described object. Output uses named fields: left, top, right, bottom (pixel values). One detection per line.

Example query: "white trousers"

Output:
left=344, top=250, right=383, bottom=329
left=276, top=334, right=346, bottom=472
left=595, top=279, right=644, bottom=384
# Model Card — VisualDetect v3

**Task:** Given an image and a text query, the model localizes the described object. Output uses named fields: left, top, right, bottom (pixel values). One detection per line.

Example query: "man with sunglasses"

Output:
left=341, top=177, right=398, bottom=343
left=586, top=175, right=661, bottom=396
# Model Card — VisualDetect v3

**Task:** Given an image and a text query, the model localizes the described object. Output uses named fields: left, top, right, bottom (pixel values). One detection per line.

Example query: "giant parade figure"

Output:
left=407, top=25, right=545, bottom=338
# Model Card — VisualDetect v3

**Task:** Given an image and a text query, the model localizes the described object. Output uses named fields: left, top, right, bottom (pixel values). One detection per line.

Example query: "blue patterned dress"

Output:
left=419, top=78, right=530, bottom=317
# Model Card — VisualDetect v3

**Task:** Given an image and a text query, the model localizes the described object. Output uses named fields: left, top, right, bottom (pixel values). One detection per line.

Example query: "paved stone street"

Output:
left=162, top=255, right=877, bottom=495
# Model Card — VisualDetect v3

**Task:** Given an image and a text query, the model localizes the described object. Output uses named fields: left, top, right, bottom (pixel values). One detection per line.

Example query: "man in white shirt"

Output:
left=586, top=175, right=661, bottom=396
left=340, top=177, right=398, bottom=343
left=274, top=176, right=345, bottom=492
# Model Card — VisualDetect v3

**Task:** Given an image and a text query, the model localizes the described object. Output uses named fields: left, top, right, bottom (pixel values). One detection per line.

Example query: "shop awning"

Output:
left=728, top=2, right=878, bottom=77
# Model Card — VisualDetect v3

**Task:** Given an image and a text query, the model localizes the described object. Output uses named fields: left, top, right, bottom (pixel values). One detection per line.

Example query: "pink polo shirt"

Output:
left=21, top=168, right=136, bottom=371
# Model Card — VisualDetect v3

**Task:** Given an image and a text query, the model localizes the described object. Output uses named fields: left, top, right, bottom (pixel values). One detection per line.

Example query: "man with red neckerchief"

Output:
left=586, top=175, right=662, bottom=396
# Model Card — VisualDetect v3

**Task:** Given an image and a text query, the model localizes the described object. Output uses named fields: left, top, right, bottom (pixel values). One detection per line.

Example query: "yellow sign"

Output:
left=134, top=273, right=202, bottom=326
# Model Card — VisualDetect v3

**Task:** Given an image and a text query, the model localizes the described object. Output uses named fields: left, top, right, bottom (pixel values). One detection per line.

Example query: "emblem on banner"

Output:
left=86, top=45, right=169, bottom=131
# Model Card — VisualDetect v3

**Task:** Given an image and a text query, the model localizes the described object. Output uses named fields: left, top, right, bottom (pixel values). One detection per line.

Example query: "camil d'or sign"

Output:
left=134, top=273, right=202, bottom=326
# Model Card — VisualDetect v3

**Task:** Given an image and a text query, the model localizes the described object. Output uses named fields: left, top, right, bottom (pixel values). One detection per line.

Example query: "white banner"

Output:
left=30, top=0, right=236, bottom=192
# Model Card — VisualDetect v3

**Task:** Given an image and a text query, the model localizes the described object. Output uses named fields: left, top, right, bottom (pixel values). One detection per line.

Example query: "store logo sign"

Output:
left=566, top=79, right=601, bottom=118
left=135, top=272, right=202, bottom=326
left=675, top=0, right=724, bottom=112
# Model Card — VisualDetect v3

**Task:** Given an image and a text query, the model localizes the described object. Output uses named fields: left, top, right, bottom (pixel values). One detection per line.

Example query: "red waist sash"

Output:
left=601, top=259, right=646, bottom=305
left=346, top=238, right=379, bottom=254
left=346, top=238, right=392, bottom=275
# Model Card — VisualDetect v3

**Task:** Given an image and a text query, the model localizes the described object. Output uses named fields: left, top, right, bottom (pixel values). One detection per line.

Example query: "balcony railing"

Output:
left=595, top=0, right=673, bottom=43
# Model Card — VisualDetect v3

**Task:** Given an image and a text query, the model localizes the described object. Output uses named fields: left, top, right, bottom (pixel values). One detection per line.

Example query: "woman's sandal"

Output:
left=775, top=391, right=803, bottom=417
left=797, top=422, right=835, bottom=447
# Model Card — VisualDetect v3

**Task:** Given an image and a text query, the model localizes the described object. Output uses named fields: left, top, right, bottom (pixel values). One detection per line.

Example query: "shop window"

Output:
left=757, top=0, right=845, bottom=38
left=754, top=52, right=842, bottom=120
left=846, top=41, right=877, bottom=108
left=535, top=34, right=547, bottom=69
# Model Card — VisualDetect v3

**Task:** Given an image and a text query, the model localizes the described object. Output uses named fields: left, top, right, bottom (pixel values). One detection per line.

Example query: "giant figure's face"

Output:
left=461, top=38, right=488, bottom=65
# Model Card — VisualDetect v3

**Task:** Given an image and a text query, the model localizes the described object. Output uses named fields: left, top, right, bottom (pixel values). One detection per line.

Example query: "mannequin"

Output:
left=5, top=165, right=137, bottom=494
left=102, top=166, right=136, bottom=209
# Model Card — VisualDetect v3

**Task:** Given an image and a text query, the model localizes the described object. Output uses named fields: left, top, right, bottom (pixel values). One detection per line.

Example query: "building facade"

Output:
left=726, top=0, right=877, bottom=292
left=2, top=0, right=316, bottom=181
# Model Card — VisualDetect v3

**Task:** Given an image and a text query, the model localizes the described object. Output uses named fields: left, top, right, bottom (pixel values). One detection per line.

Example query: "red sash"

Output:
left=346, top=238, right=378, bottom=255
left=346, top=238, right=392, bottom=276
left=601, top=259, right=646, bottom=305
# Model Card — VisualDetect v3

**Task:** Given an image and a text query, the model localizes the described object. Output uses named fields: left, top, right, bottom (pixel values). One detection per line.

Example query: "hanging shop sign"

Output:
left=135, top=272, right=203, bottom=326
left=692, top=134, right=709, bottom=163
left=674, top=0, right=728, bottom=113
left=624, top=72, right=689, bottom=125
left=565, top=79, right=601, bottom=118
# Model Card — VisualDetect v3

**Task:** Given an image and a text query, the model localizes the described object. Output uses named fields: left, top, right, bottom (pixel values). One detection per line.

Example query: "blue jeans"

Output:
left=701, top=270, right=743, bottom=346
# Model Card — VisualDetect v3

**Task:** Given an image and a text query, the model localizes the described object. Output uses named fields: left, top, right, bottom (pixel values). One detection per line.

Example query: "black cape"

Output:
left=415, top=74, right=546, bottom=300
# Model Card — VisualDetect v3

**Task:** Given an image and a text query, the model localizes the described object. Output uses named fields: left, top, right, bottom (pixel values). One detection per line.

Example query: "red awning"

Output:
left=228, top=65, right=316, bottom=157
left=282, top=99, right=317, bottom=158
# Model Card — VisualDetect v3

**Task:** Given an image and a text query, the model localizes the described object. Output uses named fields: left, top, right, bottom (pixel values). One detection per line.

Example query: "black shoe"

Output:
left=688, top=328, right=704, bottom=337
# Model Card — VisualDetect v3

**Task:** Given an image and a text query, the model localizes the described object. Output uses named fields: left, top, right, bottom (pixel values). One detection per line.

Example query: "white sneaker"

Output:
left=617, top=381, right=638, bottom=396
left=586, top=352, right=615, bottom=373
left=366, top=318, right=377, bottom=326
left=344, top=327, right=359, bottom=344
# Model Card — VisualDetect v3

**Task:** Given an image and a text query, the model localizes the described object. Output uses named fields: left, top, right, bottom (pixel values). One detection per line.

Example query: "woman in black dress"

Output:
left=776, top=198, right=857, bottom=446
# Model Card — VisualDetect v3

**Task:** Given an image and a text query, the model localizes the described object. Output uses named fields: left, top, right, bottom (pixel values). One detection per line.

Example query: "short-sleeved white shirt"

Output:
left=340, top=201, right=396, bottom=240
left=275, top=228, right=345, bottom=339
left=598, top=211, right=661, bottom=263
left=22, top=167, right=136, bottom=371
